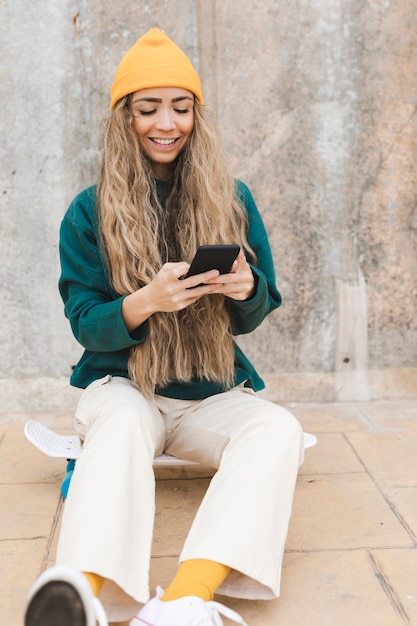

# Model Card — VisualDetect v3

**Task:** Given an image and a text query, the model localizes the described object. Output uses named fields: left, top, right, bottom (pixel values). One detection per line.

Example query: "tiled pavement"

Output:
left=1, top=398, right=416, bottom=625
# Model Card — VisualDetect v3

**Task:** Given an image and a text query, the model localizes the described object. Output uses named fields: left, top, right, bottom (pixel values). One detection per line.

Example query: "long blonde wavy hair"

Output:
left=97, top=96, right=254, bottom=397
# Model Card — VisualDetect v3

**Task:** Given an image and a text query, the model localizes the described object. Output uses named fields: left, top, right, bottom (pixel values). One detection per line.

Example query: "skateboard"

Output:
left=24, top=419, right=317, bottom=498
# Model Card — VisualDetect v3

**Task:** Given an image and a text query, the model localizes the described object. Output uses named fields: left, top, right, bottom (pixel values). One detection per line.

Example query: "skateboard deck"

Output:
left=25, top=419, right=317, bottom=462
left=24, top=419, right=194, bottom=465
left=24, top=419, right=317, bottom=498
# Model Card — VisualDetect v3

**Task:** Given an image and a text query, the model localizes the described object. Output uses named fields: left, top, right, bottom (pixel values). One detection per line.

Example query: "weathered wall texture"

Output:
left=1, top=0, right=416, bottom=411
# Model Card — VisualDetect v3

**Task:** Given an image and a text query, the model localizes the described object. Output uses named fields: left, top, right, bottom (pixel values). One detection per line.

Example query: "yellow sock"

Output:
left=162, top=559, right=231, bottom=602
left=83, top=572, right=105, bottom=597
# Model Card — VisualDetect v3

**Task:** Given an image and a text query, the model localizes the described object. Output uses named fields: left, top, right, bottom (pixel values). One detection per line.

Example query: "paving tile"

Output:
left=0, top=429, right=66, bottom=484
left=0, top=483, right=61, bottom=540
left=0, top=538, right=47, bottom=626
left=286, top=473, right=414, bottom=551
left=150, top=555, right=179, bottom=592
left=356, top=399, right=417, bottom=431
left=45, top=506, right=63, bottom=564
left=347, top=431, right=417, bottom=488
left=299, top=432, right=366, bottom=475
left=152, top=478, right=208, bottom=556
left=0, top=412, right=75, bottom=429
left=371, top=548, right=417, bottom=625
left=383, top=487, right=417, bottom=541
left=224, top=550, right=406, bottom=626
left=154, top=463, right=215, bottom=481
left=288, top=402, right=371, bottom=433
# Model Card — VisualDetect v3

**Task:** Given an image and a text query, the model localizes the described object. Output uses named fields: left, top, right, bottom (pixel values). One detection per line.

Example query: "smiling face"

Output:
left=130, top=87, right=195, bottom=179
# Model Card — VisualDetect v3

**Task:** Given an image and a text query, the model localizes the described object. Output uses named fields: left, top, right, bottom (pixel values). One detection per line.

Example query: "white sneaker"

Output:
left=24, top=565, right=108, bottom=626
left=129, top=586, right=248, bottom=626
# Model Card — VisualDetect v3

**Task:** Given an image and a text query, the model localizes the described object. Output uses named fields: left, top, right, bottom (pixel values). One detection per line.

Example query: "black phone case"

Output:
left=185, top=245, right=240, bottom=278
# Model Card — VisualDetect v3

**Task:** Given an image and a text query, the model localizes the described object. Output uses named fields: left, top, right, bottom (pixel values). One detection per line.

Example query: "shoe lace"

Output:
left=190, top=599, right=249, bottom=626
left=93, top=596, right=109, bottom=626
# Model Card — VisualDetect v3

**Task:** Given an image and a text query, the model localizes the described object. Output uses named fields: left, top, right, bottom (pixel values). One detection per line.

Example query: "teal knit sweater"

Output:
left=59, top=180, right=281, bottom=399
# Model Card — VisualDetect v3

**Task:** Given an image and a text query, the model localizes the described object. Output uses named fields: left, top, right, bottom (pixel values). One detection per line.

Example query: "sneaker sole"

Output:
left=25, top=580, right=87, bottom=626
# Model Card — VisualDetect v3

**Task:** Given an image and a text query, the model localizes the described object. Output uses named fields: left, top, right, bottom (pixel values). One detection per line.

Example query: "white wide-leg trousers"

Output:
left=56, top=375, right=304, bottom=622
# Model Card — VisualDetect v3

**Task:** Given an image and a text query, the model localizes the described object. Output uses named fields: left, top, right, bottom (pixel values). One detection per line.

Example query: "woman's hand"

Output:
left=121, top=262, right=220, bottom=332
left=203, top=250, right=256, bottom=301
left=122, top=252, right=255, bottom=333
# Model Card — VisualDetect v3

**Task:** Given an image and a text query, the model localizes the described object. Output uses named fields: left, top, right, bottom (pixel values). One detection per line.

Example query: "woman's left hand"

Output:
left=204, top=250, right=256, bottom=301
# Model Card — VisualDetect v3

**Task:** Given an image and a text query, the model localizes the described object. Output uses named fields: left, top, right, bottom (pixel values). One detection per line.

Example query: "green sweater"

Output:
left=59, top=180, right=282, bottom=399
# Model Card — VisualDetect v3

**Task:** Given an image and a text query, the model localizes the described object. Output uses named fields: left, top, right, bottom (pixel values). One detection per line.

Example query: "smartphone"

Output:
left=185, top=244, right=240, bottom=279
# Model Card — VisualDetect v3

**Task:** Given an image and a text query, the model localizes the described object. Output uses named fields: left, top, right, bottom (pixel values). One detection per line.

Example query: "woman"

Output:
left=25, top=28, right=304, bottom=626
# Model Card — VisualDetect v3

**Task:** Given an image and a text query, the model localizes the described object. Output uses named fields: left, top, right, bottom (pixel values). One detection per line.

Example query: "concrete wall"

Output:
left=1, top=0, right=416, bottom=411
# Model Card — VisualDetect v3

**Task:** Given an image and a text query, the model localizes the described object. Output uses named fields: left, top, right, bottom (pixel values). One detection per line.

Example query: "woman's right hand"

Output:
left=121, top=262, right=220, bottom=332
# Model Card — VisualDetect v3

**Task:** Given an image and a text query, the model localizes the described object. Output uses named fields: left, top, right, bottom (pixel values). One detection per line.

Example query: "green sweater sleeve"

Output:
left=59, top=187, right=147, bottom=352
left=226, top=180, right=282, bottom=335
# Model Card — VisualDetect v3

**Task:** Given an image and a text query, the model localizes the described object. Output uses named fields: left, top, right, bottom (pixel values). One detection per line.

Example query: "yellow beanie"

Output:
left=110, top=28, right=203, bottom=110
